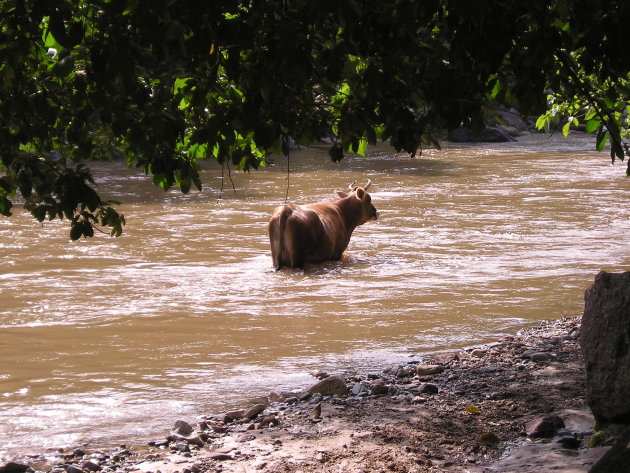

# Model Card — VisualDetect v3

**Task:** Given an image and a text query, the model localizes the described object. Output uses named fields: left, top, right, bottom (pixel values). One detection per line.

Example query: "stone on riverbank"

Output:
left=306, top=374, right=347, bottom=396
left=244, top=403, right=268, bottom=420
left=167, top=420, right=205, bottom=447
left=581, top=271, right=630, bottom=423
left=525, top=414, right=565, bottom=438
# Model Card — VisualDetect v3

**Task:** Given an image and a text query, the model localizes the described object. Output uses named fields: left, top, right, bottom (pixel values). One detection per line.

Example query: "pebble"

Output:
left=309, top=393, right=323, bottom=404
left=351, top=382, right=368, bottom=395
left=530, top=352, right=552, bottom=363
left=415, top=364, right=445, bottom=376
left=309, top=403, right=322, bottom=421
left=310, top=369, right=328, bottom=379
left=432, top=352, right=459, bottom=364
left=64, top=466, right=83, bottom=473
left=370, top=379, right=389, bottom=395
left=208, top=452, right=234, bottom=461
left=81, top=460, right=100, bottom=472
left=174, top=442, right=190, bottom=453
left=471, top=349, right=486, bottom=358
left=418, top=383, right=439, bottom=394
left=0, top=463, right=29, bottom=473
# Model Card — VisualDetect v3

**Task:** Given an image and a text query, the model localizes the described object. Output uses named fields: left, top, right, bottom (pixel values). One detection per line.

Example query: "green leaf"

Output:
left=535, top=114, right=548, bottom=131
left=328, top=143, right=344, bottom=162
left=348, top=137, right=368, bottom=156
left=31, top=206, right=46, bottom=222
left=0, top=197, right=13, bottom=216
left=585, top=119, right=600, bottom=133
left=70, top=222, right=83, bottom=241
left=562, top=121, right=571, bottom=137
left=596, top=129, right=608, bottom=152
left=585, top=108, right=597, bottom=121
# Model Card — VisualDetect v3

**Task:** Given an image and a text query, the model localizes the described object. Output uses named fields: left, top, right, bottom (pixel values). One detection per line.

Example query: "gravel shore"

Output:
left=2, top=316, right=614, bottom=473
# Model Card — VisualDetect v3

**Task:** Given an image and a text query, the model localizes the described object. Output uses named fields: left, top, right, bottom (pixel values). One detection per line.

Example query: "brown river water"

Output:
left=1, top=133, right=629, bottom=457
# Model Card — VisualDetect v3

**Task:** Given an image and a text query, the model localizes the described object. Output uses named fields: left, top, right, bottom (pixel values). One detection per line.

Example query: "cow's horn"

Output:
left=349, top=179, right=371, bottom=190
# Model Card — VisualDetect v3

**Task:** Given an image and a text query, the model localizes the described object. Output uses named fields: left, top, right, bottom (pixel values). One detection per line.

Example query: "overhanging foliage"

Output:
left=1, top=0, right=628, bottom=238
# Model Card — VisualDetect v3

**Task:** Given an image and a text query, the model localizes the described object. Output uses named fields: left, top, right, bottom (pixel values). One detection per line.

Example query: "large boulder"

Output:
left=581, top=271, right=630, bottom=423
left=447, top=126, right=517, bottom=143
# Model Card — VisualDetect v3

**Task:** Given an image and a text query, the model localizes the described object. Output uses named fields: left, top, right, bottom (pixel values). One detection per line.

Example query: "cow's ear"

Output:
left=337, top=192, right=348, bottom=199
left=355, top=188, right=366, bottom=200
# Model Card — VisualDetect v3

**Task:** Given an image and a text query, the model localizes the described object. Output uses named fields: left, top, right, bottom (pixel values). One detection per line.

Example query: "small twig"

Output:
left=226, top=160, right=236, bottom=194
left=285, top=146, right=290, bottom=203
left=219, top=161, right=237, bottom=198
left=89, top=221, right=109, bottom=235
left=219, top=162, right=225, bottom=198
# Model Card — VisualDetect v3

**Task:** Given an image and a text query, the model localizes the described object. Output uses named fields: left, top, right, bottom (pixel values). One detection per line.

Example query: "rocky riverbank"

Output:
left=2, top=316, right=616, bottom=473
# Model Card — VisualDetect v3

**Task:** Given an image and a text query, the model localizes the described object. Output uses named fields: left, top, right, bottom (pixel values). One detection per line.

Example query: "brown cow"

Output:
left=268, top=180, right=378, bottom=270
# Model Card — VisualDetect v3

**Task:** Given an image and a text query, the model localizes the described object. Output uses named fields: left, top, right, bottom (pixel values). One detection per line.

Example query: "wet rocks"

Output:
left=581, top=271, right=630, bottom=423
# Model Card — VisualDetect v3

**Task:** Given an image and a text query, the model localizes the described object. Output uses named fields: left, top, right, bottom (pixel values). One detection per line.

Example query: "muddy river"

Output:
left=1, top=133, right=629, bottom=457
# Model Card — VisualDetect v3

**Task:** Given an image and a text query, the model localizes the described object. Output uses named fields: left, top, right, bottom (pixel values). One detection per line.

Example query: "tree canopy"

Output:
left=1, top=0, right=629, bottom=238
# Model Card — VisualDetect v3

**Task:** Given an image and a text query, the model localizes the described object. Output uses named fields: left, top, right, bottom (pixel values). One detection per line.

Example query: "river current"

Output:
left=1, top=133, right=629, bottom=457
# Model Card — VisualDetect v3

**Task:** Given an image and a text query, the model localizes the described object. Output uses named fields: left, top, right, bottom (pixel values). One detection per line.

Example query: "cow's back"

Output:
left=268, top=204, right=336, bottom=269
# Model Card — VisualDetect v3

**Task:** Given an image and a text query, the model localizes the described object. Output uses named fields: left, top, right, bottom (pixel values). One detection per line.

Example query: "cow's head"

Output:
left=338, top=179, right=378, bottom=224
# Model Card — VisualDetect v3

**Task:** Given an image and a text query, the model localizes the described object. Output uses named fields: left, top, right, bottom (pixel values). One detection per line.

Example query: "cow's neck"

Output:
left=338, top=197, right=362, bottom=237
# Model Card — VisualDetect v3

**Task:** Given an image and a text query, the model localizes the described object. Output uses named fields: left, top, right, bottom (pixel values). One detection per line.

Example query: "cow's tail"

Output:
left=270, top=205, right=293, bottom=270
